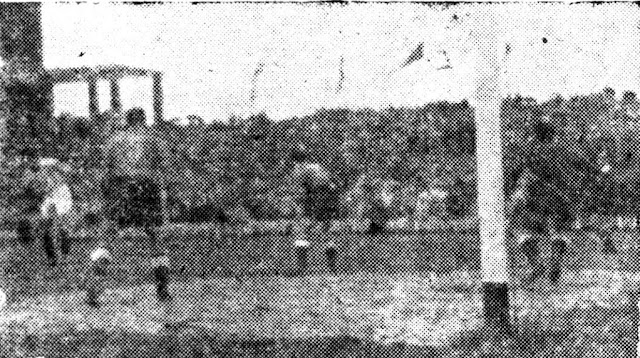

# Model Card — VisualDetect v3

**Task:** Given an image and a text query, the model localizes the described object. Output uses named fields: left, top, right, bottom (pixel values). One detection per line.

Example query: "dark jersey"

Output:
left=508, top=141, right=577, bottom=233
left=105, top=127, right=168, bottom=182
left=291, top=162, right=338, bottom=222
left=19, top=169, right=48, bottom=215
left=363, top=177, right=394, bottom=224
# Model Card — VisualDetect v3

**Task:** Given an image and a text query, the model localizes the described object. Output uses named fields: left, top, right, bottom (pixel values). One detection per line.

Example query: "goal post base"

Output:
left=482, top=281, right=511, bottom=334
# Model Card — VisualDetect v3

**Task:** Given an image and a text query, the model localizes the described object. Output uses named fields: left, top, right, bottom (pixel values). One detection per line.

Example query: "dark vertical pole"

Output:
left=109, top=78, right=122, bottom=113
left=0, top=58, right=7, bottom=164
left=87, top=75, right=99, bottom=120
left=632, top=287, right=640, bottom=356
left=0, top=3, right=52, bottom=159
left=152, top=71, right=163, bottom=124
left=474, top=7, right=511, bottom=334
left=0, top=3, right=50, bottom=298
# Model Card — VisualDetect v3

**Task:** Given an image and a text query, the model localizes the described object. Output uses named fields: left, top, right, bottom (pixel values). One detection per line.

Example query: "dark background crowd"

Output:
left=0, top=78, right=638, bottom=231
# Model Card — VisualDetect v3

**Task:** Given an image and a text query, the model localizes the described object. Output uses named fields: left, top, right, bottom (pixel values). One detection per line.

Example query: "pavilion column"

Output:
left=87, top=75, right=99, bottom=120
left=109, top=78, right=122, bottom=113
left=152, top=71, right=163, bottom=123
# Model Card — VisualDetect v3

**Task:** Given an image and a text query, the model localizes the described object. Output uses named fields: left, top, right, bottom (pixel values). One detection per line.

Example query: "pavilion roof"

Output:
left=48, top=64, right=160, bottom=83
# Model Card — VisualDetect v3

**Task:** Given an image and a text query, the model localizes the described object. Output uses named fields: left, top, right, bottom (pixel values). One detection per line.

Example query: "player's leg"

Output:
left=16, top=217, right=33, bottom=245
left=85, top=269, right=101, bottom=307
left=601, top=229, right=616, bottom=254
left=84, top=176, right=124, bottom=307
left=549, top=210, right=573, bottom=282
left=592, top=211, right=616, bottom=254
left=85, top=250, right=111, bottom=307
left=322, top=185, right=341, bottom=274
left=519, top=231, right=543, bottom=283
left=140, top=179, right=172, bottom=302
left=152, top=251, right=171, bottom=302
left=13, top=214, right=37, bottom=291
left=144, top=222, right=172, bottom=302
left=548, top=236, right=567, bottom=284
left=51, top=213, right=71, bottom=264
left=302, top=183, right=336, bottom=275
left=148, top=223, right=171, bottom=302
left=293, top=191, right=314, bottom=276
left=600, top=210, right=616, bottom=254
left=294, top=221, right=311, bottom=275
left=323, top=219, right=338, bottom=274
left=100, top=176, right=124, bottom=249
left=85, top=262, right=103, bottom=307
left=58, top=225, right=71, bottom=257
left=41, top=217, right=57, bottom=268
left=548, top=215, right=567, bottom=283
left=367, top=199, right=386, bottom=236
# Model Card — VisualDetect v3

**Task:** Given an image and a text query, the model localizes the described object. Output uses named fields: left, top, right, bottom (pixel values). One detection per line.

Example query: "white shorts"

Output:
left=150, top=255, right=170, bottom=268
left=90, top=248, right=112, bottom=263
left=550, top=233, right=571, bottom=245
left=40, top=185, right=73, bottom=218
left=294, top=239, right=310, bottom=248
left=514, top=231, right=534, bottom=246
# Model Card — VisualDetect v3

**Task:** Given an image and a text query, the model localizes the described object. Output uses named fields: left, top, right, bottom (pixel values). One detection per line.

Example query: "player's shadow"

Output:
left=19, top=329, right=442, bottom=358
left=12, top=319, right=635, bottom=358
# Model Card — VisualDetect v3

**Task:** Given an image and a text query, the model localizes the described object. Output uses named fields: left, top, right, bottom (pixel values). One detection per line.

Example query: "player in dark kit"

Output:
left=103, top=108, right=172, bottom=302
left=507, top=120, right=574, bottom=284
left=290, top=148, right=340, bottom=274
left=16, top=162, right=46, bottom=247
left=360, top=174, right=395, bottom=235
left=507, top=169, right=545, bottom=283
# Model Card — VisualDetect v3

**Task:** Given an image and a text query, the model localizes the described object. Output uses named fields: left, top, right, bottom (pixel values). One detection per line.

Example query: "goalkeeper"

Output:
left=506, top=120, right=576, bottom=284
left=289, top=148, right=340, bottom=274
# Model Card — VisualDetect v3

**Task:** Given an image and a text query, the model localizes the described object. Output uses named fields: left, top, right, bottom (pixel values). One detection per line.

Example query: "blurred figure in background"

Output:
left=290, top=147, right=339, bottom=275
left=103, top=108, right=171, bottom=302
left=363, top=175, right=395, bottom=235
left=83, top=246, right=112, bottom=307
left=16, top=160, right=46, bottom=247
left=10, top=159, right=47, bottom=289
left=346, top=172, right=398, bottom=234
left=39, top=158, right=73, bottom=267
left=591, top=159, right=617, bottom=255
left=413, top=183, right=449, bottom=231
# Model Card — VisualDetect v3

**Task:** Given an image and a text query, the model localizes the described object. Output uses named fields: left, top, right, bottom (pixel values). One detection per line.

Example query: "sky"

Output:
left=41, top=2, right=640, bottom=122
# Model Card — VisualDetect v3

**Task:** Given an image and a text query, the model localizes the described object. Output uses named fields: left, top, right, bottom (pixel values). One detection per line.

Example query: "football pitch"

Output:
left=0, top=225, right=637, bottom=357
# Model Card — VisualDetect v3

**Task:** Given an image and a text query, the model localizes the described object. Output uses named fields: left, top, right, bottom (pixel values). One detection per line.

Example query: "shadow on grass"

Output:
left=2, top=329, right=442, bottom=358
left=3, top=303, right=635, bottom=358
left=449, top=305, right=636, bottom=358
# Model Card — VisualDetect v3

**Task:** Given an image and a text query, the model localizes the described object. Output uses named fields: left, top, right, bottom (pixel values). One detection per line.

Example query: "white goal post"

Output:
left=473, top=7, right=511, bottom=332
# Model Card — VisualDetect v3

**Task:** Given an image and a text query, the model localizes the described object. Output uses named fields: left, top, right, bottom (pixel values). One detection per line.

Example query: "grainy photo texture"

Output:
left=0, top=2, right=637, bottom=357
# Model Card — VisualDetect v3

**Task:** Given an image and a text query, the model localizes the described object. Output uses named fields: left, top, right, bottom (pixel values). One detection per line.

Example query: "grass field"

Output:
left=0, top=224, right=637, bottom=357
